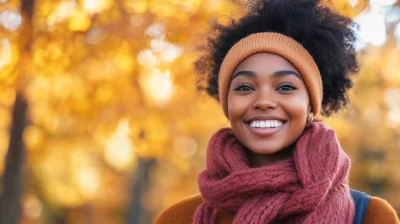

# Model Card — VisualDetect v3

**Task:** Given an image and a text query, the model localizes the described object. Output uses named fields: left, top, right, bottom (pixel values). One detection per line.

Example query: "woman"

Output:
left=155, top=0, right=399, bottom=223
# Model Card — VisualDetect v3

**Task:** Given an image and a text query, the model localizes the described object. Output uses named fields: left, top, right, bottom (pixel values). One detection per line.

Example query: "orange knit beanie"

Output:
left=218, top=32, right=323, bottom=119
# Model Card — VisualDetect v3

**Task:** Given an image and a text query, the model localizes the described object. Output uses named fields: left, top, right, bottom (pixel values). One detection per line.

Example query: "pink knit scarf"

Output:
left=194, top=122, right=355, bottom=223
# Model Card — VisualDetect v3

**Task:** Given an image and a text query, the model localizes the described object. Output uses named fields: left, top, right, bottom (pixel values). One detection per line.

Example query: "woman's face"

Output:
left=227, top=53, right=311, bottom=155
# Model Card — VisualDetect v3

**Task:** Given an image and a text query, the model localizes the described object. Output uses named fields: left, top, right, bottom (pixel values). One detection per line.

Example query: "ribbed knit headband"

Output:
left=218, top=32, right=323, bottom=118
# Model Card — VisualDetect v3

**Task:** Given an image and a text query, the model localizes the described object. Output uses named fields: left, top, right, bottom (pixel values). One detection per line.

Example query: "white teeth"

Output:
left=249, top=120, right=284, bottom=128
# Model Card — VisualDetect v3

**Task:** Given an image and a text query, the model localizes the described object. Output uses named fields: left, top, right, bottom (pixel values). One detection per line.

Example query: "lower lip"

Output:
left=246, top=122, right=285, bottom=137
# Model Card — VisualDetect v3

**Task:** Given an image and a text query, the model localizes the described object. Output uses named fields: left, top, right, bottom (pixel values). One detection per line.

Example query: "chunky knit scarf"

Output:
left=194, top=122, right=355, bottom=223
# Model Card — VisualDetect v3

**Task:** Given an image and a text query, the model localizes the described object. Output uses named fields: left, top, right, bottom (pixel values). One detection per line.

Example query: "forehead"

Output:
left=233, top=52, right=299, bottom=74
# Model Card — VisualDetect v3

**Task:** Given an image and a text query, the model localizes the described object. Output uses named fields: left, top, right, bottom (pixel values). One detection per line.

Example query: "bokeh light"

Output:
left=354, top=11, right=387, bottom=49
left=104, top=119, right=137, bottom=171
left=0, top=10, right=22, bottom=31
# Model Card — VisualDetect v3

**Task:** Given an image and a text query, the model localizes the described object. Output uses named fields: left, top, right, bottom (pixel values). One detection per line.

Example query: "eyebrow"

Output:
left=231, top=70, right=302, bottom=81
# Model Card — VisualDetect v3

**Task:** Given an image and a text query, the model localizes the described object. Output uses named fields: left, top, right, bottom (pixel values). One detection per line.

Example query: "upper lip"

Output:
left=244, top=114, right=287, bottom=123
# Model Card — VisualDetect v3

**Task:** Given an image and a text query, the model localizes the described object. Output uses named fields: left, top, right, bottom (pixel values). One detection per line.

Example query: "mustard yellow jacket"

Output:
left=155, top=193, right=399, bottom=224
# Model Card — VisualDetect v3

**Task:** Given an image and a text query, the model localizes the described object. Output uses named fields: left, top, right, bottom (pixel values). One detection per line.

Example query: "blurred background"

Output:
left=0, top=0, right=399, bottom=223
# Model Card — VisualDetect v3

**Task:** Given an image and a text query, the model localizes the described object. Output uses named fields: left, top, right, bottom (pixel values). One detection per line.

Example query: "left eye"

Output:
left=235, top=84, right=254, bottom=91
left=277, top=85, right=296, bottom=91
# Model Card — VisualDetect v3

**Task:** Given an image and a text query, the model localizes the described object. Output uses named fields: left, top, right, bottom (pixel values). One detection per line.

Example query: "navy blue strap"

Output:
left=350, top=189, right=372, bottom=224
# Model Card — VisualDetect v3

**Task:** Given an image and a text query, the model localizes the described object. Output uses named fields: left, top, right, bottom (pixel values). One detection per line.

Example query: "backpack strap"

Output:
left=350, top=189, right=372, bottom=224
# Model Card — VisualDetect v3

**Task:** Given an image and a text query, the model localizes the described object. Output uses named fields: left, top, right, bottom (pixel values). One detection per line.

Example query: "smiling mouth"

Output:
left=245, top=120, right=287, bottom=137
left=247, top=120, right=286, bottom=128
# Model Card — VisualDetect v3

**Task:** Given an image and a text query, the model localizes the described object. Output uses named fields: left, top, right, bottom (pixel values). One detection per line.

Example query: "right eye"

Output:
left=234, top=84, right=254, bottom=91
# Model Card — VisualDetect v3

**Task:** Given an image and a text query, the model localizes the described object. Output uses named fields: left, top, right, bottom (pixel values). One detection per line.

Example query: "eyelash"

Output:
left=234, top=83, right=297, bottom=91
left=277, top=83, right=297, bottom=91
left=234, top=84, right=254, bottom=91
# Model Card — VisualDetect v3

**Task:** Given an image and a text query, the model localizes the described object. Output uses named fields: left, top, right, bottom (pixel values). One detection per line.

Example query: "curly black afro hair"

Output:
left=195, top=0, right=359, bottom=116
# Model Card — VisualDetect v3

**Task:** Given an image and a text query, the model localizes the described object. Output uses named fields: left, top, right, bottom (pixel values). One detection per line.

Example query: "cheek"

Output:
left=285, top=94, right=309, bottom=121
left=227, top=94, right=250, bottom=119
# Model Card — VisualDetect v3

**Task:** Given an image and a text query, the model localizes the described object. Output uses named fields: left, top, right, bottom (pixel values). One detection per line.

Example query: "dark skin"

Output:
left=227, top=53, right=313, bottom=167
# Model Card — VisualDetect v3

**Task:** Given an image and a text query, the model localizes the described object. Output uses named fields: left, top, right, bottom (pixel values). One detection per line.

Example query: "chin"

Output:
left=249, top=147, right=282, bottom=155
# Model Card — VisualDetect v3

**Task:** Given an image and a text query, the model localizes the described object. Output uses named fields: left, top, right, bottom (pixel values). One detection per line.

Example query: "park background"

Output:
left=0, top=0, right=399, bottom=223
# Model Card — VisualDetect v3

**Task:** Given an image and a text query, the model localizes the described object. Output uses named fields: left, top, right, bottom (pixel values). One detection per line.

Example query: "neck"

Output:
left=248, top=144, right=295, bottom=168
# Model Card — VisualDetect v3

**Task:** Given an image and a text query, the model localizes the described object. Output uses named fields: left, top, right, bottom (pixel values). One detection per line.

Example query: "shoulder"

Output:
left=154, top=194, right=204, bottom=224
left=364, top=197, right=399, bottom=224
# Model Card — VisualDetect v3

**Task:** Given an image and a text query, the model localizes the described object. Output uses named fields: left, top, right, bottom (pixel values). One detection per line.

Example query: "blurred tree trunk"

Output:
left=125, top=158, right=156, bottom=224
left=0, top=94, right=28, bottom=223
left=0, top=0, right=35, bottom=223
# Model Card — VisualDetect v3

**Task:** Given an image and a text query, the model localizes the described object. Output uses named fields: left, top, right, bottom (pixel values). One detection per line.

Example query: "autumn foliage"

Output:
left=0, top=0, right=399, bottom=223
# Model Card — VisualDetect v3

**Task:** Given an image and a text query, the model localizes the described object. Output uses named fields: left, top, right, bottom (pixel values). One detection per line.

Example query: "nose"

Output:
left=251, top=89, right=278, bottom=111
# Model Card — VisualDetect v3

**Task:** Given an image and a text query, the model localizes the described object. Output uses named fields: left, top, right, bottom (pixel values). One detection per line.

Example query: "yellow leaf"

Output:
left=68, top=9, right=91, bottom=32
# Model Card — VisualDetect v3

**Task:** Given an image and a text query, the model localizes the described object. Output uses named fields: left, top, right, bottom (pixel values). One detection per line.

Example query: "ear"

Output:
left=307, top=105, right=314, bottom=122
